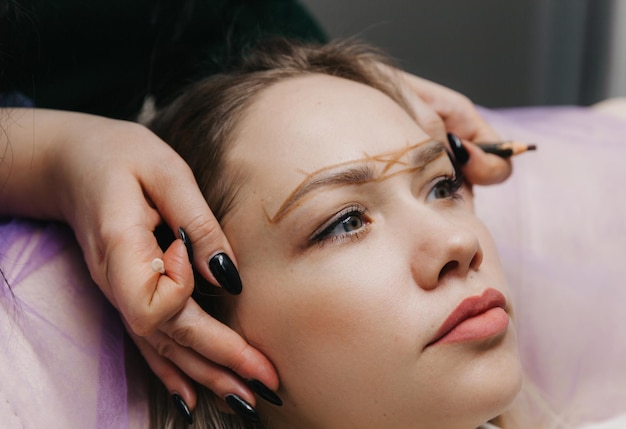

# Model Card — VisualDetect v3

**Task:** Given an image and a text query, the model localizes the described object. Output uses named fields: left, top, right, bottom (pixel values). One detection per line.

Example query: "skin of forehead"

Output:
left=267, top=139, right=446, bottom=223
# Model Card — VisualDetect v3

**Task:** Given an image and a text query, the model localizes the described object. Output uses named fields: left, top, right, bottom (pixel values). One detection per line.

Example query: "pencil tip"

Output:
left=527, top=144, right=537, bottom=151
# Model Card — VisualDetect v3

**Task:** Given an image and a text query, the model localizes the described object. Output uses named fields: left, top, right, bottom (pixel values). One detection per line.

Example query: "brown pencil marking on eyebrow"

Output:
left=375, top=144, right=414, bottom=175
left=263, top=205, right=273, bottom=223
left=291, top=141, right=422, bottom=182
left=268, top=139, right=444, bottom=223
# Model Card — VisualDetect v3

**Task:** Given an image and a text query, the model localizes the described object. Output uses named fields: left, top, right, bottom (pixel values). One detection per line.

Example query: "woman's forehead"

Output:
left=226, top=74, right=432, bottom=218
left=233, top=74, right=429, bottom=174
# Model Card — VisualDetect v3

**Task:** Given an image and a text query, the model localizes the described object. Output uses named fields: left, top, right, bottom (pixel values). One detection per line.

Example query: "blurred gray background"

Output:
left=300, top=0, right=626, bottom=107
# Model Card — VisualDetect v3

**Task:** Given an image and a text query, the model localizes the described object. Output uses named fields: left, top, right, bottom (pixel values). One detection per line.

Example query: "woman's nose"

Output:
left=409, top=216, right=483, bottom=290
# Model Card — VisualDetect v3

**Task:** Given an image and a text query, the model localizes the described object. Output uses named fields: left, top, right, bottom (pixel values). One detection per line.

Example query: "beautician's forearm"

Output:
left=0, top=108, right=65, bottom=220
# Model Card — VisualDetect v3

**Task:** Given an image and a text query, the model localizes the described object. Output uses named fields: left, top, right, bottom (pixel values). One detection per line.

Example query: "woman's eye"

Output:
left=427, top=176, right=462, bottom=201
left=311, top=207, right=369, bottom=245
left=331, top=214, right=364, bottom=235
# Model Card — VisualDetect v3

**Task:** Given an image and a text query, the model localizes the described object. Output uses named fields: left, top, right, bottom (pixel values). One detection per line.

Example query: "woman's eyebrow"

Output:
left=269, top=140, right=445, bottom=223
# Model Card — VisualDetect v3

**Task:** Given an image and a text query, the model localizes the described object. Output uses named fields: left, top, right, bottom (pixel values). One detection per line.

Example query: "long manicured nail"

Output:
left=247, top=379, right=283, bottom=406
left=208, top=253, right=242, bottom=295
left=178, top=227, right=194, bottom=264
left=447, top=132, right=470, bottom=165
left=225, top=394, right=260, bottom=422
left=172, top=393, right=193, bottom=425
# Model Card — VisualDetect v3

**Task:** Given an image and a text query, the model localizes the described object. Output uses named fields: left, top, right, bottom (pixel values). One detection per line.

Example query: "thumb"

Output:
left=140, top=156, right=242, bottom=295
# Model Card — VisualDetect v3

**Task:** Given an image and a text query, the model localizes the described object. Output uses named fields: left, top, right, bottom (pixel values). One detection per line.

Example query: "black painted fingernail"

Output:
left=225, top=394, right=260, bottom=422
left=172, top=393, right=193, bottom=425
left=178, top=227, right=194, bottom=264
left=208, top=253, right=242, bottom=295
left=447, top=132, right=470, bottom=165
left=247, top=379, right=283, bottom=406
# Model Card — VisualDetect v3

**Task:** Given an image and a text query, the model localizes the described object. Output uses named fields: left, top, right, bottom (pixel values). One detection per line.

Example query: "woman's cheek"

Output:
left=235, top=248, right=408, bottom=361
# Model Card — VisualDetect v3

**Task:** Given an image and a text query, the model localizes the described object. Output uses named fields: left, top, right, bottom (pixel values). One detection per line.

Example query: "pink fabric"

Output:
left=476, top=107, right=626, bottom=424
left=0, top=220, right=128, bottom=428
left=0, top=106, right=624, bottom=427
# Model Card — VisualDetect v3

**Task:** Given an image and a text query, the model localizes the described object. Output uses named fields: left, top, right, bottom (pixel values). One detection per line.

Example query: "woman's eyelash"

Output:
left=431, top=172, right=463, bottom=200
left=431, top=152, right=464, bottom=200
left=451, top=151, right=465, bottom=188
left=310, top=205, right=369, bottom=245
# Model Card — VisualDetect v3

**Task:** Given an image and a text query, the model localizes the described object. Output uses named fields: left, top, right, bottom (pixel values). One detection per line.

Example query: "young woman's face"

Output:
left=222, top=74, right=522, bottom=428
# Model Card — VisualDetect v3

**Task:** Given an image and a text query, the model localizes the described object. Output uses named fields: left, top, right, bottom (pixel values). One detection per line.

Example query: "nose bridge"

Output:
left=402, top=204, right=483, bottom=289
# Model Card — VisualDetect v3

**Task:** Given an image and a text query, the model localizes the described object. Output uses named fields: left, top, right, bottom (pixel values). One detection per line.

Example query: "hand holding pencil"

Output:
left=447, top=132, right=536, bottom=159
left=446, top=132, right=536, bottom=186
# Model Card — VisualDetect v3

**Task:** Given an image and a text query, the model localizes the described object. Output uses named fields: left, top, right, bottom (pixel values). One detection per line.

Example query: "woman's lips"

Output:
left=426, top=288, right=509, bottom=347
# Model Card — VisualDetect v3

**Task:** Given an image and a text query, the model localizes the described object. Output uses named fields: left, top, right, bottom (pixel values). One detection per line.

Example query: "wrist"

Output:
left=0, top=108, right=64, bottom=220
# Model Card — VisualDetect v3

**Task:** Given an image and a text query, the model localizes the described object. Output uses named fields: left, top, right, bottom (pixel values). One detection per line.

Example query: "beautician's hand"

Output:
left=0, top=108, right=276, bottom=412
left=386, top=67, right=512, bottom=185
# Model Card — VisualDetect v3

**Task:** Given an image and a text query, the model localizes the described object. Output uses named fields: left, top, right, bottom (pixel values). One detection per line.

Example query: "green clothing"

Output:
left=1, top=0, right=326, bottom=119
